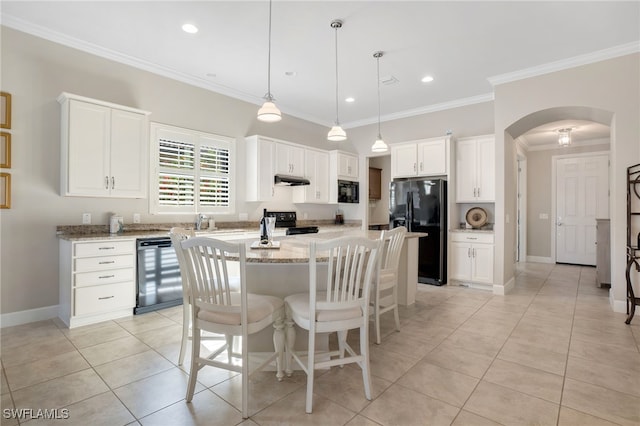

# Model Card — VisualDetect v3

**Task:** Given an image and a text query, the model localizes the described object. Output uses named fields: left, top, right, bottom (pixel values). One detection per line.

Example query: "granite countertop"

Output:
left=451, top=227, right=494, bottom=234
left=56, top=221, right=362, bottom=242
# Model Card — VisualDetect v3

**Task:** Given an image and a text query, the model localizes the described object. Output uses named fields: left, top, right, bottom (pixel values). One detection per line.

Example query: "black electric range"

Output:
left=265, top=211, right=318, bottom=235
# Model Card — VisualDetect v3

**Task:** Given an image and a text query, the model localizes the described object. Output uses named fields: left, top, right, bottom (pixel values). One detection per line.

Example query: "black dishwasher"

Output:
left=135, top=237, right=183, bottom=314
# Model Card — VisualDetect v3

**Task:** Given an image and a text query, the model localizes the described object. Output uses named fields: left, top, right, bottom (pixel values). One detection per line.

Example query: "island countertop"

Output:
left=242, top=230, right=426, bottom=263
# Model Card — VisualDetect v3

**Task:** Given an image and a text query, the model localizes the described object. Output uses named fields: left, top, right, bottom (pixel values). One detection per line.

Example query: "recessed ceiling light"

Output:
left=421, top=75, right=434, bottom=83
left=345, top=97, right=355, bottom=103
left=182, top=23, right=198, bottom=34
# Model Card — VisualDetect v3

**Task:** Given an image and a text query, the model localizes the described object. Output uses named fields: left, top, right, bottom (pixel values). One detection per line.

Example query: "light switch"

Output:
left=82, top=213, right=91, bottom=224
left=133, top=213, right=141, bottom=223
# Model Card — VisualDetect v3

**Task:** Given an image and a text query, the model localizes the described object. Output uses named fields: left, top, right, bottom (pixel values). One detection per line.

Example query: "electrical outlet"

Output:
left=82, top=213, right=91, bottom=224
left=133, top=213, right=141, bottom=223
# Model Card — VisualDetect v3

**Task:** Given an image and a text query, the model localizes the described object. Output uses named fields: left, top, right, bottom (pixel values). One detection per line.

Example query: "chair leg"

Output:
left=186, top=320, right=200, bottom=402
left=305, top=327, right=316, bottom=414
left=359, top=324, right=372, bottom=401
left=225, top=334, right=234, bottom=361
left=337, top=330, right=347, bottom=367
left=375, top=300, right=382, bottom=345
left=178, top=304, right=189, bottom=366
left=284, top=306, right=296, bottom=377
left=241, top=331, right=249, bottom=419
left=273, top=311, right=285, bottom=381
left=393, top=303, right=401, bottom=332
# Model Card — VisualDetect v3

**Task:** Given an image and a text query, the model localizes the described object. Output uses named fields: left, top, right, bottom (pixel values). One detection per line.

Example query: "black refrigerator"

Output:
left=389, top=178, right=447, bottom=286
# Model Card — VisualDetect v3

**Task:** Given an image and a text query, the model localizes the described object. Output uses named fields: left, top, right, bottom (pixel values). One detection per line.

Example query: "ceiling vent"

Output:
left=380, top=75, right=399, bottom=85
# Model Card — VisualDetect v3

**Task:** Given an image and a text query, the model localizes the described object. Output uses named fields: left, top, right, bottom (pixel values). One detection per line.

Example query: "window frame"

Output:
left=149, top=122, right=235, bottom=215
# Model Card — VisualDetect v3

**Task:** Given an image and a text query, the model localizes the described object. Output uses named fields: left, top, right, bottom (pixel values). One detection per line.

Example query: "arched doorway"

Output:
left=505, top=106, right=613, bottom=267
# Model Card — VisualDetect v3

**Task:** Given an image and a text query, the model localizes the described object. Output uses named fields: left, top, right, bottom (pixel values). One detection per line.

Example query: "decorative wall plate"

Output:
left=466, top=207, right=488, bottom=228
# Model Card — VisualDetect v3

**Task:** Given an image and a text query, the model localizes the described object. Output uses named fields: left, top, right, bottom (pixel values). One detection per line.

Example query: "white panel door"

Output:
left=110, top=109, right=147, bottom=198
left=556, top=155, right=609, bottom=265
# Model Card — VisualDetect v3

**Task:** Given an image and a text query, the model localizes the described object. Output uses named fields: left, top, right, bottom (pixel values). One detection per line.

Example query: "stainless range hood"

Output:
left=274, top=174, right=310, bottom=186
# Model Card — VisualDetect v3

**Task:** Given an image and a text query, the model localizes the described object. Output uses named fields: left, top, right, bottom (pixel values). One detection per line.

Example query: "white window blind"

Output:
left=150, top=123, right=234, bottom=214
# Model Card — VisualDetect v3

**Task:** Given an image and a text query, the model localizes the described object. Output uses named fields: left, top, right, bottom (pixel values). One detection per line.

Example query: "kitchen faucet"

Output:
left=195, top=213, right=207, bottom=231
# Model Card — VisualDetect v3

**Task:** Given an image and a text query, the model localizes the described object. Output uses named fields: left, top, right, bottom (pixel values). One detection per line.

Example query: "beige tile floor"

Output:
left=2, top=262, right=640, bottom=425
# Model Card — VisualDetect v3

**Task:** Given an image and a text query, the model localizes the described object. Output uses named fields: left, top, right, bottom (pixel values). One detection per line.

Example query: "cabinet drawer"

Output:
left=450, top=232, right=494, bottom=244
left=74, top=254, right=134, bottom=272
left=74, top=281, right=133, bottom=316
left=74, top=240, right=134, bottom=257
left=74, top=267, right=134, bottom=287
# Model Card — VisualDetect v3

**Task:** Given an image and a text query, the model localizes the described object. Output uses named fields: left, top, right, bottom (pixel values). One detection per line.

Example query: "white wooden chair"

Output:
left=284, top=236, right=382, bottom=413
left=169, top=227, right=196, bottom=366
left=371, top=226, right=407, bottom=344
left=179, top=236, right=285, bottom=418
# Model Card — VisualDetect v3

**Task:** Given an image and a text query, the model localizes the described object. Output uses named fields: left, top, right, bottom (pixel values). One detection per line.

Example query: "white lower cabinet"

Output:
left=450, top=232, right=494, bottom=285
left=60, top=238, right=136, bottom=328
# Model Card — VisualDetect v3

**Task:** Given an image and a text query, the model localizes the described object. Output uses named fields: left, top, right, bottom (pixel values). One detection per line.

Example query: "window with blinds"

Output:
left=150, top=123, right=234, bottom=214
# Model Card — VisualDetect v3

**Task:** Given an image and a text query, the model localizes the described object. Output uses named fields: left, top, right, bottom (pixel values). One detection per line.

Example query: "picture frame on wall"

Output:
left=1, top=132, right=11, bottom=168
left=0, top=92, right=11, bottom=129
left=0, top=172, right=10, bottom=209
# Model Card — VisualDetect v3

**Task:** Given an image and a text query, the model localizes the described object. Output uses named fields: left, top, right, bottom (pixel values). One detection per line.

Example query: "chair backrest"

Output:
left=310, top=236, right=382, bottom=315
left=180, top=236, right=247, bottom=323
left=169, top=227, right=196, bottom=294
left=379, top=226, right=407, bottom=273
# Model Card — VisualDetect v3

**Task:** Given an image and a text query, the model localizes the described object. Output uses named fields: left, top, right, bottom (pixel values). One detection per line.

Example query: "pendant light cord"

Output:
left=266, top=0, right=273, bottom=100
left=376, top=53, right=382, bottom=139
left=334, top=24, right=339, bottom=125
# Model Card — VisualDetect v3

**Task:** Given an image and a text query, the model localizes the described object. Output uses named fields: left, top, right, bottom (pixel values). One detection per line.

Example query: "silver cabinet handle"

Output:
left=99, top=261, right=115, bottom=264
left=468, top=248, right=471, bottom=257
left=105, top=176, right=109, bottom=189
left=98, top=246, right=115, bottom=250
left=420, top=162, right=423, bottom=171
left=98, top=296, right=114, bottom=300
left=111, top=176, right=115, bottom=190
left=473, top=248, right=476, bottom=257
left=98, top=274, right=115, bottom=279
left=477, top=187, right=480, bottom=197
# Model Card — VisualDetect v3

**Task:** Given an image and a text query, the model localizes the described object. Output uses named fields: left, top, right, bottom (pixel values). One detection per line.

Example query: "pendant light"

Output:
left=257, top=0, right=281, bottom=123
left=371, top=51, right=389, bottom=152
left=327, top=19, right=346, bottom=141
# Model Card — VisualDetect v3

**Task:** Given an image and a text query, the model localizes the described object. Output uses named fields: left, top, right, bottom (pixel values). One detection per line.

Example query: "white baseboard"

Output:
left=494, top=276, right=515, bottom=295
left=609, top=293, right=627, bottom=314
left=0, top=305, right=59, bottom=328
left=526, top=256, right=553, bottom=264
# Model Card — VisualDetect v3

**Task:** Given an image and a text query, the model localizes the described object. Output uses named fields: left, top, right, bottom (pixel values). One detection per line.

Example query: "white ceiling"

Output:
left=2, top=1, right=639, bottom=145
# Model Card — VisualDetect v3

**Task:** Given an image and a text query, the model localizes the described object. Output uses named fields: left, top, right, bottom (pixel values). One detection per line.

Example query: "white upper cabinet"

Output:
left=293, top=149, right=330, bottom=204
left=58, top=93, right=150, bottom=198
left=455, top=135, right=495, bottom=202
left=275, top=142, right=304, bottom=177
left=245, top=135, right=275, bottom=202
left=391, top=137, right=447, bottom=179
left=331, top=151, right=359, bottom=181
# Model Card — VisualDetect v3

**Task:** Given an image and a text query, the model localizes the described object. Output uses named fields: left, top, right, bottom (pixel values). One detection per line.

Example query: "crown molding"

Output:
left=344, top=93, right=495, bottom=129
left=488, top=41, right=640, bottom=87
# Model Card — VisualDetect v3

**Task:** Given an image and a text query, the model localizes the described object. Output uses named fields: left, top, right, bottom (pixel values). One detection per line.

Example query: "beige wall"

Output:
left=494, top=54, right=640, bottom=307
left=525, top=143, right=610, bottom=259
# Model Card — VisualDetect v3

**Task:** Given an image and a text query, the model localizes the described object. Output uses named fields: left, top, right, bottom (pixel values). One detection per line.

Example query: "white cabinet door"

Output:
left=245, top=136, right=275, bottom=202
left=275, top=143, right=305, bottom=177
left=455, top=136, right=494, bottom=202
left=338, top=152, right=359, bottom=180
left=450, top=241, right=472, bottom=281
left=471, top=243, right=494, bottom=283
left=109, top=108, right=148, bottom=198
left=294, top=149, right=329, bottom=203
left=66, top=100, right=111, bottom=196
left=455, top=138, right=478, bottom=202
left=476, top=137, right=495, bottom=202
left=391, top=144, right=417, bottom=178
left=60, top=94, right=149, bottom=198
left=417, top=138, right=447, bottom=176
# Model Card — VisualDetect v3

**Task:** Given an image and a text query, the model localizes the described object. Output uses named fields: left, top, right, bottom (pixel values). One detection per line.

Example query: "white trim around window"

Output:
left=149, top=122, right=235, bottom=215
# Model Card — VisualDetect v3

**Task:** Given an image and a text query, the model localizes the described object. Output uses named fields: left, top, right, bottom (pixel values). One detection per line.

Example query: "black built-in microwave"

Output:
left=338, top=180, right=359, bottom=203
